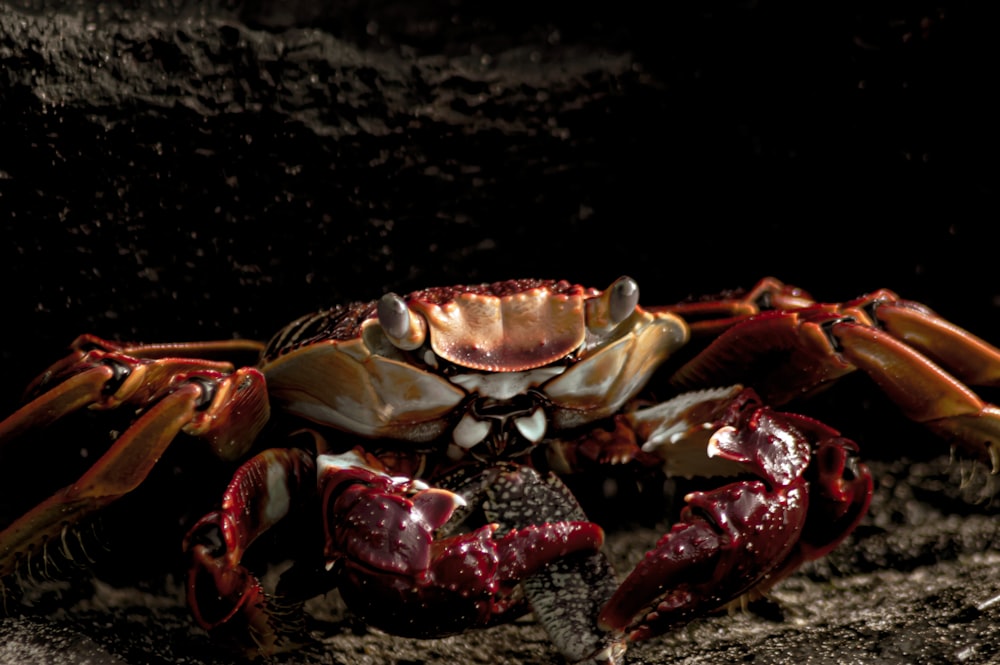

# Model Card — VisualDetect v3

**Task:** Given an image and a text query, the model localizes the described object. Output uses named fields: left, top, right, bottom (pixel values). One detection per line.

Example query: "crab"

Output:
left=2, top=276, right=1000, bottom=664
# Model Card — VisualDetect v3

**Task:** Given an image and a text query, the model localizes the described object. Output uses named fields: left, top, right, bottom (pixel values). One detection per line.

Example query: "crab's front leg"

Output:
left=588, top=387, right=872, bottom=641
left=0, top=340, right=269, bottom=589
left=185, top=447, right=317, bottom=654
left=185, top=443, right=605, bottom=656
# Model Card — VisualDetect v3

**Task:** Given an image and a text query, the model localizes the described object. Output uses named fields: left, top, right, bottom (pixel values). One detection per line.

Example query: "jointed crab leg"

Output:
left=829, top=318, right=1000, bottom=467
left=1, top=382, right=203, bottom=579
left=669, top=281, right=1000, bottom=469
left=873, top=297, right=1000, bottom=386
left=19, top=334, right=265, bottom=398
left=0, top=342, right=270, bottom=586
left=0, top=363, right=119, bottom=443
left=185, top=447, right=317, bottom=654
left=656, top=277, right=815, bottom=337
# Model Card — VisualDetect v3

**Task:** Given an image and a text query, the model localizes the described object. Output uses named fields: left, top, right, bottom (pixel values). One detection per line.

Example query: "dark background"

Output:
left=1, top=0, right=997, bottom=407
left=0, top=1, right=998, bottom=663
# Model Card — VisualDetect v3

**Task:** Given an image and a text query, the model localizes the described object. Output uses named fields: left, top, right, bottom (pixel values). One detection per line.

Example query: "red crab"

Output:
left=1, top=276, right=999, bottom=664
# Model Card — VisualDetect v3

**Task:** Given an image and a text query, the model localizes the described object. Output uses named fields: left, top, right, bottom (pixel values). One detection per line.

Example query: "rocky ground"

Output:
left=1, top=1, right=999, bottom=664
left=3, top=455, right=1000, bottom=665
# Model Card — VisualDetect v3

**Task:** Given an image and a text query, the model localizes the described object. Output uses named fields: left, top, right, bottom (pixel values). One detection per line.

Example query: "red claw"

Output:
left=599, top=479, right=808, bottom=640
left=600, top=390, right=872, bottom=642
left=319, top=450, right=605, bottom=637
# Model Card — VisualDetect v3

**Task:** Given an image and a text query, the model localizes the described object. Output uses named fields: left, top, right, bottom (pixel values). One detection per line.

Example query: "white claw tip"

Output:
left=583, top=641, right=627, bottom=665
left=706, top=425, right=737, bottom=459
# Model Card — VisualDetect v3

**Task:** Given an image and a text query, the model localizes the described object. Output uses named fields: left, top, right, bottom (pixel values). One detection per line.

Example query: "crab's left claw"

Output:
left=601, top=388, right=872, bottom=641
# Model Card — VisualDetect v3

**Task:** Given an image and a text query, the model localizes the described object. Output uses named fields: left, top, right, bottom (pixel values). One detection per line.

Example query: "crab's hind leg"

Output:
left=669, top=285, right=1000, bottom=470
left=0, top=339, right=269, bottom=594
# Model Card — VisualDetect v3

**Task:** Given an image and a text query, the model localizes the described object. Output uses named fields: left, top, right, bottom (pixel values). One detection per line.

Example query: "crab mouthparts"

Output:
left=450, top=405, right=548, bottom=453
left=445, top=368, right=560, bottom=458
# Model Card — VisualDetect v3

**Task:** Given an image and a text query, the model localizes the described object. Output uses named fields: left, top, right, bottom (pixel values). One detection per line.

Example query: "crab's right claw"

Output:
left=318, top=450, right=606, bottom=639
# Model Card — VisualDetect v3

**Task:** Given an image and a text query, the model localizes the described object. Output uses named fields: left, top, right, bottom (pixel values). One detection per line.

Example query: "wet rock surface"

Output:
left=1, top=1, right=999, bottom=664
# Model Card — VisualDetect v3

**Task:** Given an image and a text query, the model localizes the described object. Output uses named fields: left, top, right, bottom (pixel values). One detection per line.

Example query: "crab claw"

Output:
left=600, top=390, right=868, bottom=641
left=319, top=449, right=605, bottom=637
left=599, top=478, right=807, bottom=641
left=769, top=426, right=872, bottom=583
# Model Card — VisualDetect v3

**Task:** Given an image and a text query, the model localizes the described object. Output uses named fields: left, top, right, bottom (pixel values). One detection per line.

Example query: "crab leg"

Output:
left=0, top=381, right=200, bottom=581
left=670, top=286, right=1000, bottom=470
left=0, top=349, right=269, bottom=584
left=829, top=319, right=1000, bottom=466
left=2, top=336, right=266, bottom=457
left=185, top=447, right=317, bottom=654
left=0, top=364, right=118, bottom=443
left=18, top=334, right=265, bottom=398
left=601, top=387, right=871, bottom=641
left=655, top=277, right=816, bottom=337
left=872, top=297, right=1000, bottom=386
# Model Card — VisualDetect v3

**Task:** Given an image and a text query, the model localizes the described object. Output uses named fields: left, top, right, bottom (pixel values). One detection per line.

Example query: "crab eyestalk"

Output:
left=585, top=276, right=640, bottom=334
left=376, top=292, right=427, bottom=351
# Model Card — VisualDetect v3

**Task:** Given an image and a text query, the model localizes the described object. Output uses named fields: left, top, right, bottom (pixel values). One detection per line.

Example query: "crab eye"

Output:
left=586, top=275, right=641, bottom=333
left=377, top=292, right=427, bottom=351
left=609, top=276, right=639, bottom=325
left=378, top=293, right=410, bottom=339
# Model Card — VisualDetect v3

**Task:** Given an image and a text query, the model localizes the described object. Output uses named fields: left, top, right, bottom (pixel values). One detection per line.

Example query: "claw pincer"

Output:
left=318, top=449, right=604, bottom=637
left=599, top=389, right=872, bottom=641
left=184, top=446, right=605, bottom=652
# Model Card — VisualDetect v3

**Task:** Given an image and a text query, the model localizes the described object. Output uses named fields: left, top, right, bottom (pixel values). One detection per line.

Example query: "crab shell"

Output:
left=260, top=278, right=689, bottom=446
